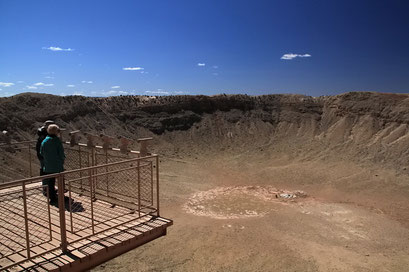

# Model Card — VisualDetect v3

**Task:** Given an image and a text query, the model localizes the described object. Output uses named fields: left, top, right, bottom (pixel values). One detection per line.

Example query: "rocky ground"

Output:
left=1, top=91, right=409, bottom=271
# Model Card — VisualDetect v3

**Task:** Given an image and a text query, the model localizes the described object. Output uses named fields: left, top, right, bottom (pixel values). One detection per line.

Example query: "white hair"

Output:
left=47, top=124, right=60, bottom=135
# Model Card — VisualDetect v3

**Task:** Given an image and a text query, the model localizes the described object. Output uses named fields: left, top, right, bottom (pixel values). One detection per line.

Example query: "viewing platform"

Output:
left=0, top=133, right=172, bottom=271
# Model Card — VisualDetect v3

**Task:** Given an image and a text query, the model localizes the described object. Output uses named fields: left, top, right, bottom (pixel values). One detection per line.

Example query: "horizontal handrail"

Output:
left=66, top=163, right=151, bottom=184
left=0, top=154, right=158, bottom=190
left=0, top=140, right=36, bottom=147
left=71, top=142, right=142, bottom=154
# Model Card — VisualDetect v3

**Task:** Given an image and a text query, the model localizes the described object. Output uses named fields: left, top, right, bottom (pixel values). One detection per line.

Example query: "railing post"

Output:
left=89, top=167, right=95, bottom=234
left=57, top=174, right=68, bottom=252
left=150, top=161, right=154, bottom=206
left=156, top=155, right=160, bottom=217
left=91, top=147, right=96, bottom=201
left=68, top=178, right=74, bottom=233
left=137, top=159, right=141, bottom=217
left=28, top=142, right=32, bottom=177
left=22, top=182, right=31, bottom=258
left=105, top=149, right=109, bottom=197
left=46, top=185, right=52, bottom=240
left=79, top=145, right=83, bottom=192
left=137, top=137, right=153, bottom=157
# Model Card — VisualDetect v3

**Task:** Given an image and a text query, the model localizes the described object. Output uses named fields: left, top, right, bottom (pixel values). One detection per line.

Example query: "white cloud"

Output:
left=197, top=63, right=206, bottom=67
left=280, top=53, right=312, bottom=60
left=111, top=86, right=120, bottom=89
left=81, top=80, right=93, bottom=84
left=42, top=46, right=74, bottom=52
left=44, top=76, right=54, bottom=79
left=26, top=82, right=53, bottom=89
left=107, top=90, right=128, bottom=95
left=0, top=88, right=2, bottom=91
left=67, top=84, right=75, bottom=87
left=123, top=67, right=144, bottom=71
left=145, top=90, right=170, bottom=95
left=33, top=82, right=54, bottom=87
left=0, top=82, right=14, bottom=87
left=144, top=90, right=188, bottom=95
left=145, top=90, right=169, bottom=95
left=72, top=92, right=83, bottom=96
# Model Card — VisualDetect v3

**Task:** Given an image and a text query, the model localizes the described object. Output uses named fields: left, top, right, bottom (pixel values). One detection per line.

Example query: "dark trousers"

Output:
left=42, top=172, right=58, bottom=202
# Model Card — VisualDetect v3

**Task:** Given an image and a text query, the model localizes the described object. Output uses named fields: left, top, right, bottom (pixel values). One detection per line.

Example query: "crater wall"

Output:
left=1, top=92, right=408, bottom=172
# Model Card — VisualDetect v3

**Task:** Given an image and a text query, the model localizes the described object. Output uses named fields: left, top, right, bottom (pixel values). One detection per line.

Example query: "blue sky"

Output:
left=1, top=0, right=409, bottom=97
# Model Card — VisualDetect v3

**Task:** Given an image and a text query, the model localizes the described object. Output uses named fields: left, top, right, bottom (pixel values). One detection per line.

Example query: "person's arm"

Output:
left=36, top=137, right=43, bottom=160
left=40, top=139, right=44, bottom=158
left=57, top=138, right=65, bottom=162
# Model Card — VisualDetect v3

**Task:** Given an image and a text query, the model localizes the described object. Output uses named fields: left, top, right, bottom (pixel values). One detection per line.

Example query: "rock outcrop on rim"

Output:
left=1, top=91, right=408, bottom=172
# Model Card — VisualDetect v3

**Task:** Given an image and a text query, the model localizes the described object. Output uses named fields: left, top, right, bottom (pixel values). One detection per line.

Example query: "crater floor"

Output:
left=95, top=152, right=409, bottom=272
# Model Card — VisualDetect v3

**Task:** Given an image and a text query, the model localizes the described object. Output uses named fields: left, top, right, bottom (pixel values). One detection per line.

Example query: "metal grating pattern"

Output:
left=0, top=185, right=52, bottom=259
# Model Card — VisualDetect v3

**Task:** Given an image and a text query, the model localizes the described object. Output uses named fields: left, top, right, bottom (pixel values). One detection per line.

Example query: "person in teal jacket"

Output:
left=40, top=124, right=65, bottom=204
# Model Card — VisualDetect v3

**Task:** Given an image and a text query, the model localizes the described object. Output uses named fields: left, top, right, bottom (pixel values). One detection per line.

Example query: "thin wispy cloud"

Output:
left=67, top=84, right=75, bottom=87
left=110, top=90, right=128, bottom=94
left=44, top=76, right=54, bottom=79
left=144, top=89, right=188, bottom=95
left=26, top=82, right=53, bottom=89
left=33, top=82, right=54, bottom=87
left=81, top=80, right=93, bottom=84
left=197, top=63, right=206, bottom=67
left=111, top=86, right=120, bottom=89
left=145, top=90, right=170, bottom=95
left=42, top=46, right=74, bottom=52
left=212, top=65, right=218, bottom=69
left=123, top=67, right=144, bottom=71
left=0, top=82, right=14, bottom=87
left=280, top=53, right=311, bottom=60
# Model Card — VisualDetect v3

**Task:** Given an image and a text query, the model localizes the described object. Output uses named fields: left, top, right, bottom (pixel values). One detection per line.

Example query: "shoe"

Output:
left=50, top=200, right=58, bottom=207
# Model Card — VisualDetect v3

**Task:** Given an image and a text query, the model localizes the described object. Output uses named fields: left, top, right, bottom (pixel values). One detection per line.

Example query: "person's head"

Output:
left=43, top=120, right=55, bottom=127
left=47, top=124, right=60, bottom=136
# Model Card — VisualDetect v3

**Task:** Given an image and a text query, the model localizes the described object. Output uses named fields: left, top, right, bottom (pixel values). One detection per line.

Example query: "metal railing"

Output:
left=0, top=136, right=160, bottom=270
left=0, top=139, right=143, bottom=184
left=0, top=141, right=37, bottom=183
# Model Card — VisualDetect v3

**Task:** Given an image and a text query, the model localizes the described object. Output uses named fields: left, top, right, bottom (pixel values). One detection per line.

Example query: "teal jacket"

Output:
left=40, top=135, right=65, bottom=173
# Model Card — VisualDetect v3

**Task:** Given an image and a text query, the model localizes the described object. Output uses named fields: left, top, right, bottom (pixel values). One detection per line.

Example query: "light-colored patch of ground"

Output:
left=183, top=186, right=306, bottom=219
